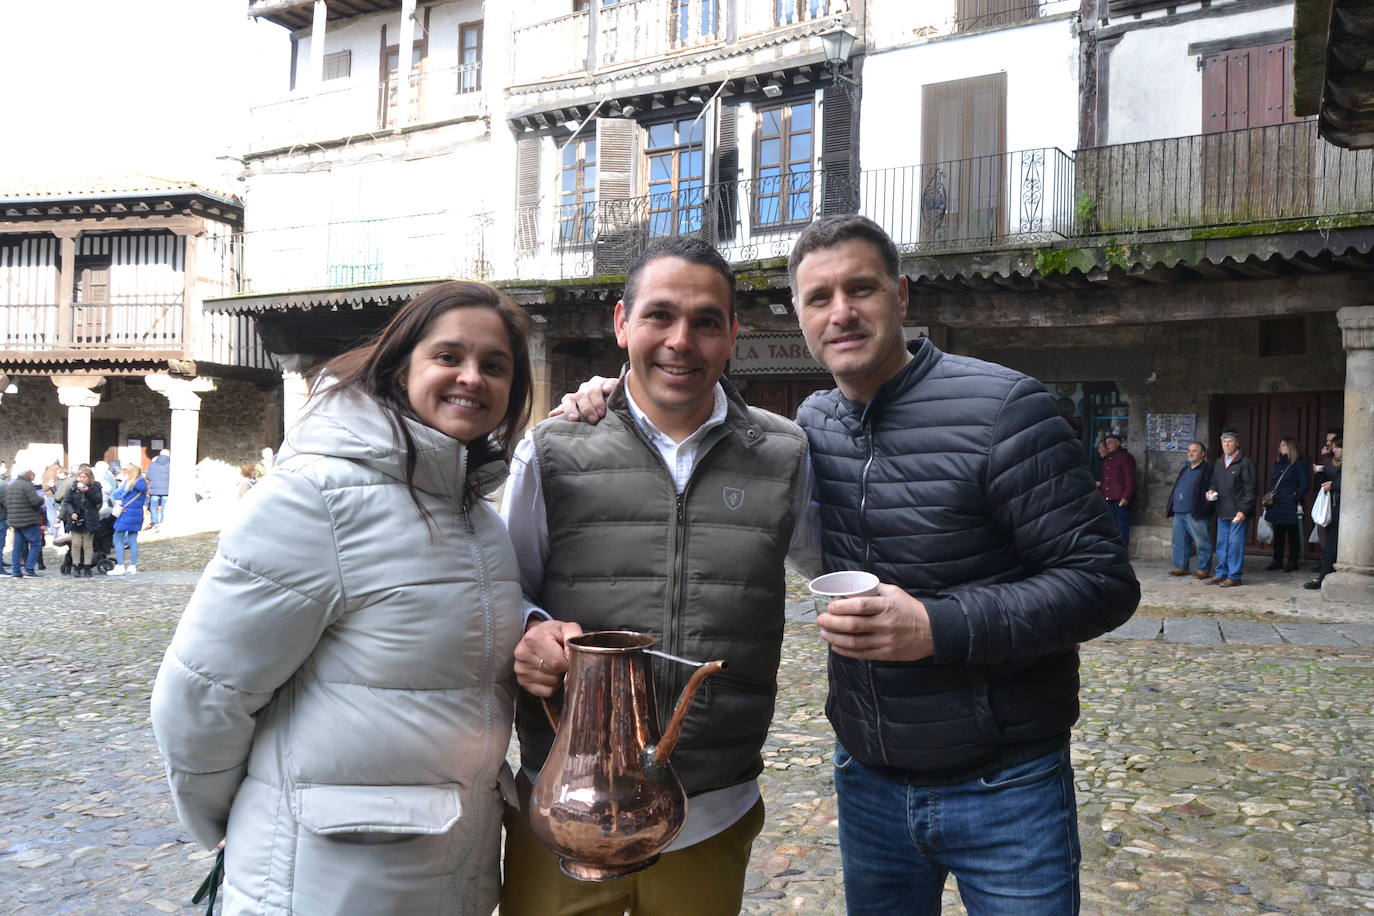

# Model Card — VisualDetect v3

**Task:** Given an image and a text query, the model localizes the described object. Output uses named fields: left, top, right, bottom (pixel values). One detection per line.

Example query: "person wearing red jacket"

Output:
left=1099, top=433, right=1138, bottom=546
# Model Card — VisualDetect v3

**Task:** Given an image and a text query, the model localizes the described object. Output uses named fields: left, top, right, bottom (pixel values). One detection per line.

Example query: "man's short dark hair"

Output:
left=788, top=214, right=901, bottom=295
left=1103, top=434, right=1122, bottom=444
left=1328, top=427, right=1343, bottom=438
left=623, top=236, right=735, bottom=316
left=1189, top=440, right=1207, bottom=454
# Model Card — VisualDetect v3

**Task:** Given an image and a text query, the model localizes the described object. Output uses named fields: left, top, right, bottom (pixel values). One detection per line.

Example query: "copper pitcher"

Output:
left=529, top=630, right=726, bottom=881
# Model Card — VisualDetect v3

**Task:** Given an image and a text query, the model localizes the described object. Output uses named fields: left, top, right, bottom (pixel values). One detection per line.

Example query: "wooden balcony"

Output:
left=509, top=0, right=837, bottom=86
left=1075, top=120, right=1374, bottom=236
left=247, top=63, right=485, bottom=154
left=0, top=303, right=184, bottom=353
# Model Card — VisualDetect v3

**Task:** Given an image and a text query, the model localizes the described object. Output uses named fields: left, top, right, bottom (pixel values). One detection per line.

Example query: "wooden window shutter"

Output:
left=1201, top=53, right=1229, bottom=133
left=714, top=103, right=739, bottom=240
left=594, top=118, right=640, bottom=274
left=516, top=137, right=541, bottom=251
left=821, top=85, right=856, bottom=215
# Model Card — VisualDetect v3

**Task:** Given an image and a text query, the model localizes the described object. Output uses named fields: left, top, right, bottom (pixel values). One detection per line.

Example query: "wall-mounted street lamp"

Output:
left=820, top=23, right=858, bottom=86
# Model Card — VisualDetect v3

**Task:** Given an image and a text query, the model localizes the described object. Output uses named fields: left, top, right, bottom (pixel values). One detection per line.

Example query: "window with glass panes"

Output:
left=646, top=118, right=705, bottom=237
left=459, top=22, right=482, bottom=93
left=670, top=0, right=718, bottom=45
left=755, top=99, right=814, bottom=227
left=560, top=136, right=597, bottom=245
left=774, top=0, right=825, bottom=26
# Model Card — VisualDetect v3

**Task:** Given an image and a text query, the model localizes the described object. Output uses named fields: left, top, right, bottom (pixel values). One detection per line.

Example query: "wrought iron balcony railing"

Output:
left=516, top=147, right=1074, bottom=278
left=0, top=303, right=184, bottom=351
left=510, top=0, right=835, bottom=86
left=247, top=62, right=485, bottom=153
left=1075, top=120, right=1374, bottom=235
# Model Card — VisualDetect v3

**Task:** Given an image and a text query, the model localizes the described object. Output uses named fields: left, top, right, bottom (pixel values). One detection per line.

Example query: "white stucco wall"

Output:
left=1104, top=4, right=1295, bottom=145
left=859, top=17, right=1080, bottom=171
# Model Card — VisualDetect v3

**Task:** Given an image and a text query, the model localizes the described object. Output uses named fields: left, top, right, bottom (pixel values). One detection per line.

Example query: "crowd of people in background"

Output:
left=2, top=450, right=168, bottom=578
left=1160, top=427, right=1343, bottom=590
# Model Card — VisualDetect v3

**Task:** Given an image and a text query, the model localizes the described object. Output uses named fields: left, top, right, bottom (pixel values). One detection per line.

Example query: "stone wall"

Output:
left=198, top=380, right=278, bottom=468
left=0, top=378, right=64, bottom=474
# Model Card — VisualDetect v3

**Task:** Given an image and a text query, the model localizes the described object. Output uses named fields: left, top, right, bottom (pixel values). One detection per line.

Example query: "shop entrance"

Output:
left=742, top=378, right=832, bottom=421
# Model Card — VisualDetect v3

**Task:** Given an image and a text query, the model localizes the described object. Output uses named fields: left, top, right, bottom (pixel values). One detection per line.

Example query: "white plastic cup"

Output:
left=808, top=571, right=880, bottom=614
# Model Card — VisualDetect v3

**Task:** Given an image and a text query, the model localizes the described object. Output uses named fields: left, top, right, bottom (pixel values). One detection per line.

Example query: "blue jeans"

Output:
left=1171, top=512, right=1213, bottom=572
left=113, top=529, right=140, bottom=566
left=148, top=494, right=167, bottom=527
left=1214, top=518, right=1248, bottom=580
left=1105, top=500, right=1130, bottom=546
left=835, top=744, right=1080, bottom=915
left=9, top=525, right=41, bottom=576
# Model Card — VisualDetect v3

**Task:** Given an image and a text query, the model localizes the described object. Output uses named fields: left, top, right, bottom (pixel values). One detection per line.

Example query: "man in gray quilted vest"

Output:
left=789, top=214, right=1139, bottom=914
left=499, top=236, right=819, bottom=916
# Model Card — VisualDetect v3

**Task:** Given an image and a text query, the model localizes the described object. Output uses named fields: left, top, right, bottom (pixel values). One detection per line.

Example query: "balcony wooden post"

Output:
left=310, top=0, right=328, bottom=89
left=172, top=226, right=200, bottom=357
left=587, top=0, right=599, bottom=75
left=396, top=0, right=417, bottom=130
left=54, top=228, right=79, bottom=348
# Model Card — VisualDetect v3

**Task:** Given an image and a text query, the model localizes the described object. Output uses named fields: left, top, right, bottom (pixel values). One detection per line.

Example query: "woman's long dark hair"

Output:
left=314, top=281, right=533, bottom=510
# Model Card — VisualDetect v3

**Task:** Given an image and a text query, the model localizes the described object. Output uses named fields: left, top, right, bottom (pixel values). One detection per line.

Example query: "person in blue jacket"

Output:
left=108, top=463, right=148, bottom=575
left=145, top=449, right=171, bottom=530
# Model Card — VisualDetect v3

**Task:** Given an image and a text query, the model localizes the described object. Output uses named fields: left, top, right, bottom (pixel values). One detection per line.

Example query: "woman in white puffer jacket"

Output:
left=151, top=281, right=532, bottom=914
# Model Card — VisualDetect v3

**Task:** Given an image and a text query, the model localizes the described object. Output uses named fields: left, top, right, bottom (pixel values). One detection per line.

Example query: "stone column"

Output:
left=145, top=375, right=217, bottom=533
left=52, top=375, right=106, bottom=466
left=528, top=320, right=553, bottom=419
left=1325, top=306, right=1374, bottom=606
left=277, top=354, right=320, bottom=442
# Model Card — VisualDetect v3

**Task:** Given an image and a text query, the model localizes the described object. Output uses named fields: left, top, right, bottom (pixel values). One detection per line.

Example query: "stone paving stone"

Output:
left=1162, top=617, right=1222, bottom=644
left=1103, top=616, right=1162, bottom=641
left=4, top=537, right=1374, bottom=915
left=1218, top=619, right=1284, bottom=645
left=1335, top=623, right=1374, bottom=647
left=1275, top=623, right=1359, bottom=647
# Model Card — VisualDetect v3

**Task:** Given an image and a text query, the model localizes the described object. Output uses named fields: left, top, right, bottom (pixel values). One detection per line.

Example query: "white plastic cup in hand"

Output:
left=808, top=571, right=880, bottom=615
left=1205, top=490, right=1218, bottom=501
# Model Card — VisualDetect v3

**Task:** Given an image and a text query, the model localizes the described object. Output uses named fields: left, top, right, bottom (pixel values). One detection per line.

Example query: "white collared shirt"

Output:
left=500, top=375, right=821, bottom=850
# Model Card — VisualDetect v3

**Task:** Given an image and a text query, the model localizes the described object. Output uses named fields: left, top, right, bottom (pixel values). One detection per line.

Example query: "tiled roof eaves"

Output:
left=907, top=224, right=1374, bottom=283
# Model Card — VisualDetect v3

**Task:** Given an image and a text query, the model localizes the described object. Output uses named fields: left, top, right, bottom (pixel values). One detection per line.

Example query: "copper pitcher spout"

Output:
left=650, top=659, right=726, bottom=769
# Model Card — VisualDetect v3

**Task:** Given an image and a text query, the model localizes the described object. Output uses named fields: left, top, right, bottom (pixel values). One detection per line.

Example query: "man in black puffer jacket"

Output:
left=789, top=215, right=1139, bottom=915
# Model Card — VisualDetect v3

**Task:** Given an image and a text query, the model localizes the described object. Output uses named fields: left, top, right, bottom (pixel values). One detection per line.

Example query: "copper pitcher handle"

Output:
left=651, top=660, right=726, bottom=768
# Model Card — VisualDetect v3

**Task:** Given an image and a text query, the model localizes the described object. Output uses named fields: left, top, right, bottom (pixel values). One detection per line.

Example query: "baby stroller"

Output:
left=58, top=515, right=116, bottom=575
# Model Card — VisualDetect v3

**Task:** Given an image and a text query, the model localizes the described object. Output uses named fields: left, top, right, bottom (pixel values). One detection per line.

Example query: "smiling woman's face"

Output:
left=402, top=306, right=514, bottom=444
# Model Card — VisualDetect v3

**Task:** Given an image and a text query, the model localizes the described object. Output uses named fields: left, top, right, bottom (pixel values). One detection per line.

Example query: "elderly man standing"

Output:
left=501, top=236, right=816, bottom=916
left=1206, top=430, right=1257, bottom=588
left=788, top=215, right=1139, bottom=914
left=1166, top=441, right=1216, bottom=578
left=6, top=469, right=45, bottom=578
left=1099, top=433, right=1137, bottom=546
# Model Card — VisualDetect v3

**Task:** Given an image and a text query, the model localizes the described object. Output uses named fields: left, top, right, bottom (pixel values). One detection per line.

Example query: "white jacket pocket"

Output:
left=294, top=784, right=461, bottom=836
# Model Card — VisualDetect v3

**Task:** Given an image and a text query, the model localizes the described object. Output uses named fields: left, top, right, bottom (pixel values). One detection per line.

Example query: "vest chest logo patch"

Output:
left=723, top=486, right=744, bottom=511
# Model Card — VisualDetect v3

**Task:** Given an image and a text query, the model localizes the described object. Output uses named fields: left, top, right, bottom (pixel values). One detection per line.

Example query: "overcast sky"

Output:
left=3, top=1, right=288, bottom=191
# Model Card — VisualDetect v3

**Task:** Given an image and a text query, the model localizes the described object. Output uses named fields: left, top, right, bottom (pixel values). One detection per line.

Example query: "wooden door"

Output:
left=921, top=74, right=1007, bottom=243
left=744, top=378, right=831, bottom=420
left=380, top=45, right=423, bottom=128
left=73, top=257, right=110, bottom=345
left=1213, top=391, right=1342, bottom=552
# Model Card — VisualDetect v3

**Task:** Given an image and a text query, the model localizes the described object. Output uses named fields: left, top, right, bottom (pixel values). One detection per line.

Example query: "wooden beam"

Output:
left=0, top=215, right=201, bottom=235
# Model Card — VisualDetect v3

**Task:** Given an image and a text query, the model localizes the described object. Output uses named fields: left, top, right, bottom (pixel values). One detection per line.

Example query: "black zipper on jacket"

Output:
left=855, top=415, right=888, bottom=766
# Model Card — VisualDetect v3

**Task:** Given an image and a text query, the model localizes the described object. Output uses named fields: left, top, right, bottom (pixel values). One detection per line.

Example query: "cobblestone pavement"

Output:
left=2, top=537, right=1371, bottom=914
